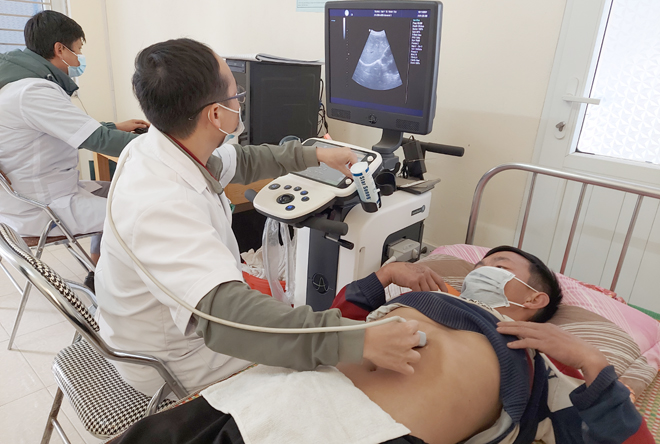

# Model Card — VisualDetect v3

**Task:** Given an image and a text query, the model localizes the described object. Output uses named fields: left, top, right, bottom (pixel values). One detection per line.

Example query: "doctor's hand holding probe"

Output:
left=95, top=38, right=439, bottom=397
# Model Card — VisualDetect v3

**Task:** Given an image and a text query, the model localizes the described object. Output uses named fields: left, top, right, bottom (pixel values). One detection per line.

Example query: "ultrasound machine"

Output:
left=250, top=1, right=464, bottom=310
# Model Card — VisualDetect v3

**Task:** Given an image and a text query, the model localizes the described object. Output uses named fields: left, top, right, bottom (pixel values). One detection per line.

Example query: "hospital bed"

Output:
left=66, top=163, right=660, bottom=441
left=462, top=163, right=660, bottom=437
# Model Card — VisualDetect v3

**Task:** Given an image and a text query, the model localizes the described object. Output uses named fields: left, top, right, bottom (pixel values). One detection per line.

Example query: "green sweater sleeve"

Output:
left=228, top=139, right=319, bottom=185
left=194, top=281, right=364, bottom=370
left=78, top=123, right=138, bottom=157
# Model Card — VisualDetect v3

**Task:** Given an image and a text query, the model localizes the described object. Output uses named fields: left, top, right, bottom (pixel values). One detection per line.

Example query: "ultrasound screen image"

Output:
left=328, top=8, right=433, bottom=117
left=352, top=30, right=402, bottom=91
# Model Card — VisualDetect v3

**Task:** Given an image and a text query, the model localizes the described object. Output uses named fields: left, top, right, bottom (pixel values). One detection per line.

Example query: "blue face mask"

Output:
left=61, top=46, right=87, bottom=77
left=460, top=266, right=538, bottom=309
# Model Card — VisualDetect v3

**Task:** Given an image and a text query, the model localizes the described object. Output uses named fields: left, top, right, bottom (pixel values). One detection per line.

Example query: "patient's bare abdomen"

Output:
left=338, top=307, right=502, bottom=444
left=352, top=29, right=403, bottom=91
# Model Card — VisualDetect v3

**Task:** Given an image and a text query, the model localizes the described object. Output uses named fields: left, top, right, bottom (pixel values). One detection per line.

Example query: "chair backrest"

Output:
left=0, top=224, right=99, bottom=332
left=0, top=223, right=187, bottom=399
left=0, top=168, right=95, bottom=272
left=0, top=167, right=49, bottom=210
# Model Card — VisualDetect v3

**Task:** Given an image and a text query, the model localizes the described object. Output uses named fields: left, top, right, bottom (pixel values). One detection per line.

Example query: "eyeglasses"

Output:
left=222, top=85, right=247, bottom=105
left=187, top=85, right=247, bottom=120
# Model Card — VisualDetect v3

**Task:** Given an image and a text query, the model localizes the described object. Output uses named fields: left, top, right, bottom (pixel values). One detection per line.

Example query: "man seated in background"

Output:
left=0, top=10, right=148, bottom=283
left=109, top=246, right=652, bottom=444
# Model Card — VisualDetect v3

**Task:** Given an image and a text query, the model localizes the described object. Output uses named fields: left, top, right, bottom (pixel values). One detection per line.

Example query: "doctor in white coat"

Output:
left=0, top=10, right=147, bottom=273
left=96, top=38, right=427, bottom=396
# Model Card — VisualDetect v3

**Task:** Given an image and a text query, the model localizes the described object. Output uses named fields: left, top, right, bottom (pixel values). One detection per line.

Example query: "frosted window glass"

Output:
left=0, top=1, right=46, bottom=52
left=577, top=0, right=660, bottom=165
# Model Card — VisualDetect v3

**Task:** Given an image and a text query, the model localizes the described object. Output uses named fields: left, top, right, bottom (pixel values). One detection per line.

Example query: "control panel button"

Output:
left=285, top=205, right=295, bottom=211
left=301, top=196, right=310, bottom=202
left=293, top=186, right=302, bottom=191
left=345, top=178, right=353, bottom=185
left=276, top=193, right=295, bottom=205
left=268, top=183, right=281, bottom=190
left=284, top=185, right=292, bottom=190
left=300, top=190, right=308, bottom=195
left=367, top=156, right=374, bottom=162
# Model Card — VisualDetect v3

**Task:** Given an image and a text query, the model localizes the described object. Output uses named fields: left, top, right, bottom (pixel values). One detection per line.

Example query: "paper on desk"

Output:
left=224, top=53, right=324, bottom=65
left=79, top=181, right=102, bottom=194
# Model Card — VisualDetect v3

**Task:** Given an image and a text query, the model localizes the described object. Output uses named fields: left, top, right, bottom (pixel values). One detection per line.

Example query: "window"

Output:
left=525, top=0, right=660, bottom=312
left=576, top=0, right=660, bottom=165
left=533, top=0, right=659, bottom=184
left=0, top=0, right=66, bottom=53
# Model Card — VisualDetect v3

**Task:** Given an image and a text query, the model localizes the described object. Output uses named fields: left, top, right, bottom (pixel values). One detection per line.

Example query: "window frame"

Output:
left=532, top=0, right=660, bottom=187
left=0, top=0, right=69, bottom=51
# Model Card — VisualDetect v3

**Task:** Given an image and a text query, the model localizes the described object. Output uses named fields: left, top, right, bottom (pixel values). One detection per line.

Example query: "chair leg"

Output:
left=64, top=242, right=95, bottom=273
left=7, top=280, right=32, bottom=350
left=41, top=387, right=66, bottom=444
left=0, top=257, right=24, bottom=294
left=34, top=222, right=54, bottom=260
left=51, top=418, right=72, bottom=444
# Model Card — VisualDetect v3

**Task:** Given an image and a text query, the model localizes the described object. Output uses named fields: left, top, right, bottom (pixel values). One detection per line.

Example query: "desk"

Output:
left=93, top=153, right=271, bottom=210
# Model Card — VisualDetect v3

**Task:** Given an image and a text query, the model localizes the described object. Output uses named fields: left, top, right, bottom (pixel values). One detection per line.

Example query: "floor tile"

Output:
left=15, top=321, right=76, bottom=387
left=50, top=248, right=90, bottom=276
left=0, top=338, right=44, bottom=406
left=42, top=250, right=84, bottom=279
left=0, top=286, right=66, bottom=341
left=0, top=386, right=86, bottom=444
left=0, top=321, right=8, bottom=342
left=0, top=262, right=27, bottom=297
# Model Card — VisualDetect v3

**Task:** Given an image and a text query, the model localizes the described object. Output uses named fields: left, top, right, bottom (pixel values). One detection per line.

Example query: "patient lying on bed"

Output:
left=110, top=246, right=651, bottom=444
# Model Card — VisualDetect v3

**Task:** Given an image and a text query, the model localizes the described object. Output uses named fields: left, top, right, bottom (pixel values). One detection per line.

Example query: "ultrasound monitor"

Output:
left=325, top=1, right=443, bottom=168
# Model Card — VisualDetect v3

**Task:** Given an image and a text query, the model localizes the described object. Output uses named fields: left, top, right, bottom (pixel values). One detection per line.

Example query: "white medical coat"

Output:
left=96, top=128, right=252, bottom=396
left=0, top=78, right=104, bottom=236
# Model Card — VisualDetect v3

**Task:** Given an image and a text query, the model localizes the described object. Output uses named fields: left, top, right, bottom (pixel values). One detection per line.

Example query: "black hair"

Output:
left=132, top=38, right=228, bottom=138
left=484, top=245, right=563, bottom=323
left=24, top=10, right=85, bottom=60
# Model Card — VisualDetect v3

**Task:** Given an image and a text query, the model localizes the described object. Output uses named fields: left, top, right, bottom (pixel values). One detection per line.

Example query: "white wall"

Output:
left=69, top=0, right=116, bottom=179
left=69, top=0, right=567, bottom=248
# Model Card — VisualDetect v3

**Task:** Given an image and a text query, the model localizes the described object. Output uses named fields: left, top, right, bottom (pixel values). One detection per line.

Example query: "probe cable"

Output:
left=106, top=149, right=406, bottom=333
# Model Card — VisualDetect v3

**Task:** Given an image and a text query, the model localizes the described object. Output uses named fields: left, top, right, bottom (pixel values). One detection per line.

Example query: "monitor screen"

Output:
left=295, top=147, right=369, bottom=187
left=325, top=1, right=442, bottom=135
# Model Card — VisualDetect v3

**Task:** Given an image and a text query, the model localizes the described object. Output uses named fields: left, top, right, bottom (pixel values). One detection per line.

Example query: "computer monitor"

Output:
left=325, top=1, right=442, bottom=168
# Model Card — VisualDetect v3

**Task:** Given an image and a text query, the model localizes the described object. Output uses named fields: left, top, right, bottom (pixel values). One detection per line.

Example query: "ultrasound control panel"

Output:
left=252, top=138, right=382, bottom=223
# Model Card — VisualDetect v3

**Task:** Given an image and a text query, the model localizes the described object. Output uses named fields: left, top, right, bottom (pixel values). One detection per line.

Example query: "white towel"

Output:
left=201, top=365, right=410, bottom=444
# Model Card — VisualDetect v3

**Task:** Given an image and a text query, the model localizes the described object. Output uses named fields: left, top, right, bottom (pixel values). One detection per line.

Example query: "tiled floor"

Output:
left=0, top=239, right=104, bottom=444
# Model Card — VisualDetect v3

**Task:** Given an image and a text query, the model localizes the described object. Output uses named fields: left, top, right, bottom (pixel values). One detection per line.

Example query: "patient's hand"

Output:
left=497, top=321, right=609, bottom=386
left=376, top=262, right=448, bottom=292
left=363, top=319, right=421, bottom=375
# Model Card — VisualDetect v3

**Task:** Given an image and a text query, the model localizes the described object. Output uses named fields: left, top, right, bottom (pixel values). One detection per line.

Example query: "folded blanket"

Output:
left=201, top=365, right=410, bottom=444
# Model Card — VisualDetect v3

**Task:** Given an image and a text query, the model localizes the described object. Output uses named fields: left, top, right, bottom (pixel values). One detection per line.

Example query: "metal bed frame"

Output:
left=465, top=163, right=660, bottom=293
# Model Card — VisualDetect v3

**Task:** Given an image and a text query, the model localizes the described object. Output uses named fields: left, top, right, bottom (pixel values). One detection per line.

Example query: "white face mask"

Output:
left=460, top=266, right=538, bottom=309
left=210, top=104, right=244, bottom=145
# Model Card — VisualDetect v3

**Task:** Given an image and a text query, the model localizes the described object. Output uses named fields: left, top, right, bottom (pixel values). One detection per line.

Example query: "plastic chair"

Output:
left=0, top=223, right=187, bottom=443
left=0, top=168, right=99, bottom=349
